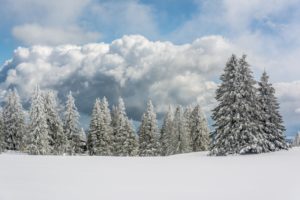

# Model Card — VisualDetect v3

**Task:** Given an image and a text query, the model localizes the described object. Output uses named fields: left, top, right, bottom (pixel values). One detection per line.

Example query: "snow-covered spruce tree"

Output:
left=3, top=89, right=26, bottom=151
left=26, top=85, right=51, bottom=155
left=258, top=71, right=288, bottom=151
left=73, top=128, right=87, bottom=154
left=138, top=100, right=160, bottom=156
left=210, top=55, right=270, bottom=155
left=160, top=105, right=174, bottom=156
left=44, top=91, right=68, bottom=154
left=124, top=119, right=139, bottom=156
left=100, top=97, right=114, bottom=154
left=112, top=97, right=138, bottom=156
left=190, top=105, right=210, bottom=152
left=172, top=106, right=192, bottom=154
left=64, top=91, right=81, bottom=155
left=87, top=98, right=113, bottom=156
left=293, top=132, right=300, bottom=147
left=183, top=105, right=193, bottom=149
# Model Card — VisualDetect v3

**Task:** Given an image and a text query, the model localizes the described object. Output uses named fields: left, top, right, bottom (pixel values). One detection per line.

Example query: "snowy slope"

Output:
left=0, top=148, right=300, bottom=200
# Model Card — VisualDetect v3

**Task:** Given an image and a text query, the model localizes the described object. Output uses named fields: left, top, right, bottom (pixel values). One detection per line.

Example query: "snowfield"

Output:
left=1, top=148, right=300, bottom=200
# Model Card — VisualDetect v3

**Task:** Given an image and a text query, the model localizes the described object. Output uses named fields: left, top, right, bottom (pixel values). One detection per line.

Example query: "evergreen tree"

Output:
left=172, top=106, right=192, bottom=154
left=112, top=97, right=138, bottom=156
left=183, top=105, right=193, bottom=149
left=210, top=55, right=270, bottom=155
left=44, top=91, right=68, bottom=154
left=138, top=100, right=160, bottom=156
left=100, top=97, right=114, bottom=154
left=124, top=119, right=139, bottom=156
left=73, top=128, right=87, bottom=154
left=64, top=91, right=81, bottom=155
left=160, top=105, right=174, bottom=156
left=3, top=89, right=26, bottom=151
left=258, top=71, right=288, bottom=151
left=293, top=132, right=300, bottom=147
left=26, top=85, right=51, bottom=155
left=190, top=105, right=210, bottom=152
left=87, top=98, right=113, bottom=156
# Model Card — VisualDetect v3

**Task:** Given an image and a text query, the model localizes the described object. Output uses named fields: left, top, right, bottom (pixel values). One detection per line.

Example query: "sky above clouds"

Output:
left=0, top=0, right=300, bottom=136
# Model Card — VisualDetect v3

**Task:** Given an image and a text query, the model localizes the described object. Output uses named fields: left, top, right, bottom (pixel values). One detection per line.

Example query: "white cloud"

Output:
left=88, top=0, right=159, bottom=40
left=0, top=0, right=100, bottom=45
left=274, top=81, right=300, bottom=135
left=0, top=35, right=234, bottom=121
left=12, top=24, right=100, bottom=45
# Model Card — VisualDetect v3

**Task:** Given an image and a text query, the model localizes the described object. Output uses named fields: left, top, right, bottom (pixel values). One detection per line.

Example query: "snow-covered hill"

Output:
left=1, top=148, right=300, bottom=200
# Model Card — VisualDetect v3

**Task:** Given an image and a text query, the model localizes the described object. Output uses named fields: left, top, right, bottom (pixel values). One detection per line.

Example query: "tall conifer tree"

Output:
left=64, top=91, right=81, bottom=155
left=3, top=89, right=26, bottom=151
left=26, top=85, right=51, bottom=155
left=138, top=100, right=160, bottom=156
left=258, top=71, right=288, bottom=150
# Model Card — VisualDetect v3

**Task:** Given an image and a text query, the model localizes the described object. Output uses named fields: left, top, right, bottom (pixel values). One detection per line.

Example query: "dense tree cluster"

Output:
left=210, top=54, right=288, bottom=155
left=0, top=87, right=210, bottom=156
left=0, top=54, right=290, bottom=156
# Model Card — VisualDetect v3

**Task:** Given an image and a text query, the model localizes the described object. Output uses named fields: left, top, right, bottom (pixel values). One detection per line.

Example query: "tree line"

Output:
left=0, top=86, right=210, bottom=156
left=0, top=54, right=289, bottom=156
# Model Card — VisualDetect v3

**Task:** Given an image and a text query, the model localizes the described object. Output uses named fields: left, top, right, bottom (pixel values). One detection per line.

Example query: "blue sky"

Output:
left=0, top=0, right=300, bottom=137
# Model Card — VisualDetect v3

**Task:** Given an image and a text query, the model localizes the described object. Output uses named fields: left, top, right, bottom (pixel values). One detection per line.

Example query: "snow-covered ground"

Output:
left=1, top=148, right=300, bottom=200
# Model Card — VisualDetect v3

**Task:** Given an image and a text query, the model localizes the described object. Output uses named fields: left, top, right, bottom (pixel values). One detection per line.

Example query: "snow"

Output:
left=0, top=148, right=300, bottom=200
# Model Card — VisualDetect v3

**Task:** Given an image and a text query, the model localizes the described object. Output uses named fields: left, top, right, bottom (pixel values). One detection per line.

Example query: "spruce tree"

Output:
left=44, top=91, right=68, bottom=154
left=73, top=128, right=87, bottom=154
left=172, top=106, right=192, bottom=154
left=293, top=132, right=300, bottom=147
left=124, top=119, right=139, bottom=156
left=87, top=98, right=113, bottom=156
left=100, top=97, right=114, bottom=154
left=112, top=97, right=138, bottom=156
left=160, top=105, right=174, bottom=156
left=183, top=105, right=193, bottom=150
left=210, top=55, right=270, bottom=155
left=3, top=89, right=26, bottom=151
left=138, top=100, right=160, bottom=156
left=190, top=105, right=210, bottom=152
left=258, top=71, right=288, bottom=150
left=64, top=91, right=81, bottom=155
left=26, top=85, right=51, bottom=155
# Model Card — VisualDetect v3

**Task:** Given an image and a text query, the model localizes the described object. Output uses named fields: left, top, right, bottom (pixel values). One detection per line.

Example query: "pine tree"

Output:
left=160, top=105, right=174, bottom=156
left=190, top=105, right=210, bottom=152
left=26, top=85, right=51, bottom=155
left=3, top=89, right=26, bottom=151
left=64, top=91, right=81, bottom=155
left=293, top=132, right=300, bottom=147
left=210, top=55, right=270, bottom=155
left=112, top=97, right=138, bottom=156
left=258, top=71, right=288, bottom=151
left=87, top=98, right=113, bottom=156
left=138, top=100, right=160, bottom=156
left=44, top=91, right=68, bottom=154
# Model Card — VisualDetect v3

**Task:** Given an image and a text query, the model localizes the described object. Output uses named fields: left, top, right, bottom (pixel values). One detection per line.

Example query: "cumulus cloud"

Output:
left=0, top=35, right=234, bottom=121
left=274, top=81, right=300, bottom=136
